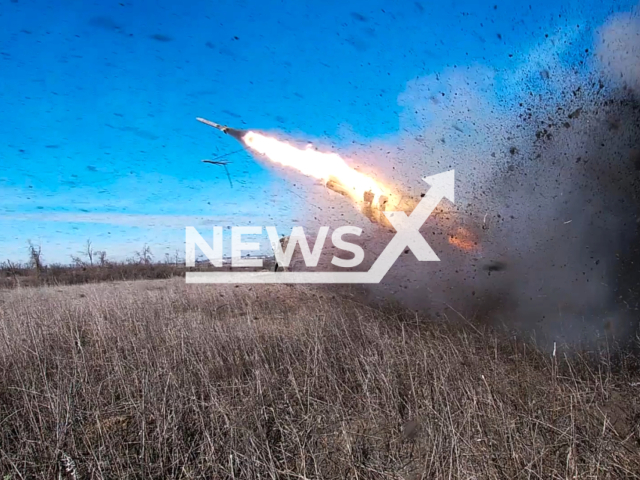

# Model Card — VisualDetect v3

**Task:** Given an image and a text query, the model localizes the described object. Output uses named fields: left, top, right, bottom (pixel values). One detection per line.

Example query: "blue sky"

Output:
left=0, top=0, right=635, bottom=264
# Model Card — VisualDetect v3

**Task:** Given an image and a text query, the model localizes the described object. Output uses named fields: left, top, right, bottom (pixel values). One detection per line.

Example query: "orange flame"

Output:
left=448, top=227, right=478, bottom=252
left=237, top=129, right=478, bottom=255
left=241, top=131, right=393, bottom=208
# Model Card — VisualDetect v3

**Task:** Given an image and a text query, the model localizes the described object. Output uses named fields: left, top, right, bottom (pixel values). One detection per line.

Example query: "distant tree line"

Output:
left=0, top=240, right=276, bottom=288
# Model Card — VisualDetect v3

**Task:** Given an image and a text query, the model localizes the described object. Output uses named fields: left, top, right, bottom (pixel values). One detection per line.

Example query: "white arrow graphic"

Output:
left=186, top=170, right=455, bottom=284
left=364, top=170, right=455, bottom=282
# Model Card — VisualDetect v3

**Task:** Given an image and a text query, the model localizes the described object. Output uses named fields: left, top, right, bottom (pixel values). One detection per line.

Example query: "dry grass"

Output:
left=0, top=278, right=639, bottom=479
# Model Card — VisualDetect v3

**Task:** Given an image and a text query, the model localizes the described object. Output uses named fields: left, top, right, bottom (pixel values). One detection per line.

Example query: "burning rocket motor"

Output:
left=325, top=176, right=390, bottom=224
left=196, top=116, right=485, bottom=257
left=197, top=116, right=391, bottom=224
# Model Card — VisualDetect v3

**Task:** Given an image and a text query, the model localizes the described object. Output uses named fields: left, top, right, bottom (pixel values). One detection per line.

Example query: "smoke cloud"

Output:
left=596, top=8, right=640, bottom=93
left=291, top=7, right=640, bottom=351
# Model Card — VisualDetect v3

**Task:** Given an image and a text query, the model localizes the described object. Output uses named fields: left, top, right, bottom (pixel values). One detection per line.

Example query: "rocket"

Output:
left=196, top=116, right=391, bottom=225
left=196, top=117, right=247, bottom=142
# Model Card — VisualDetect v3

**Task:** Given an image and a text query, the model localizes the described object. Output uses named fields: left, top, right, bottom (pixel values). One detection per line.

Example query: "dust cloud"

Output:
left=300, top=7, right=640, bottom=351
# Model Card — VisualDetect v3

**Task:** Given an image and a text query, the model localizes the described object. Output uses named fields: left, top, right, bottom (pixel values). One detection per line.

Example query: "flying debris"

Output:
left=198, top=117, right=249, bottom=188
left=201, top=158, right=233, bottom=188
left=196, top=117, right=247, bottom=141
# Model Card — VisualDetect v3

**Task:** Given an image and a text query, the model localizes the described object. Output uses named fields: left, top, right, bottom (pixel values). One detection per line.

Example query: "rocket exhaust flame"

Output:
left=197, top=116, right=476, bottom=251
left=242, top=131, right=391, bottom=209
left=198, top=117, right=401, bottom=223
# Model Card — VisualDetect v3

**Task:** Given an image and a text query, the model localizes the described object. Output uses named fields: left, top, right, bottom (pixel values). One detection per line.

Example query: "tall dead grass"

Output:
left=0, top=279, right=638, bottom=479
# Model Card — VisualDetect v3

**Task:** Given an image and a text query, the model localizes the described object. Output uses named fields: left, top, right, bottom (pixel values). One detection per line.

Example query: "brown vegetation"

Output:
left=0, top=242, right=276, bottom=289
left=0, top=260, right=191, bottom=289
left=0, top=279, right=639, bottom=478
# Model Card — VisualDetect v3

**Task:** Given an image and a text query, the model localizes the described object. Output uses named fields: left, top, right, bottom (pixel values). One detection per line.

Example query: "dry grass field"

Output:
left=0, top=278, right=639, bottom=479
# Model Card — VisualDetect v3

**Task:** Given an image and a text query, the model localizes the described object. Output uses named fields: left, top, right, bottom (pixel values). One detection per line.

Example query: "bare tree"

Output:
left=1, top=259, right=18, bottom=272
left=97, top=250, right=107, bottom=266
left=70, top=255, right=85, bottom=267
left=135, top=244, right=153, bottom=265
left=2, top=259, right=20, bottom=287
left=27, top=241, right=43, bottom=276
left=84, top=239, right=95, bottom=266
left=71, top=239, right=95, bottom=267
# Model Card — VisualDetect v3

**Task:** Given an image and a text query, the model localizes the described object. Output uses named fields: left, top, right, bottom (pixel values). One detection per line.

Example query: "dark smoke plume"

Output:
left=294, top=7, right=640, bottom=351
